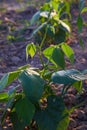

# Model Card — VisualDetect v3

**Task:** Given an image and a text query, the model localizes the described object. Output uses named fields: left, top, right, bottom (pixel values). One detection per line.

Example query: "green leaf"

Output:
left=43, top=45, right=55, bottom=61
left=35, top=95, right=69, bottom=130
left=51, top=1, right=59, bottom=11
left=41, top=3, right=50, bottom=11
left=10, top=111, right=25, bottom=130
left=0, top=93, right=9, bottom=102
left=52, top=69, right=87, bottom=85
left=81, top=7, right=87, bottom=14
left=79, top=0, right=85, bottom=12
left=54, top=28, right=66, bottom=43
left=32, top=22, right=47, bottom=37
left=8, top=85, right=18, bottom=96
left=59, top=20, right=71, bottom=33
left=43, top=71, right=53, bottom=80
left=43, top=46, right=65, bottom=68
left=26, top=43, right=36, bottom=60
left=77, top=14, right=83, bottom=33
left=52, top=69, right=80, bottom=85
left=73, top=81, right=82, bottom=93
left=47, top=25, right=55, bottom=37
left=15, top=97, right=35, bottom=126
left=52, top=47, right=65, bottom=69
left=0, top=71, right=20, bottom=91
left=30, top=11, right=40, bottom=25
left=61, top=43, right=74, bottom=64
left=17, top=64, right=29, bottom=71
left=19, top=70, right=45, bottom=102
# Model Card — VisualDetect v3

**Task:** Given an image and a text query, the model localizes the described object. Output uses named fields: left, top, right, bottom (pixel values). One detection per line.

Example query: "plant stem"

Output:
left=39, top=26, right=48, bottom=68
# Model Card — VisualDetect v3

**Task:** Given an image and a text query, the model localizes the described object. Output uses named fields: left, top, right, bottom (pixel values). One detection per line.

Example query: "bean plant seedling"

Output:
left=0, top=0, right=87, bottom=130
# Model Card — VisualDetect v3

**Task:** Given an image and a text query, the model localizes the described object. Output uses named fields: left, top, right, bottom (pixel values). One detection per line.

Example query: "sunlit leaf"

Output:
left=26, top=43, right=36, bottom=60
left=59, top=20, right=71, bottom=33
left=17, top=64, right=29, bottom=71
left=73, top=81, right=82, bottom=93
left=81, top=7, right=87, bottom=14
left=51, top=1, right=59, bottom=11
left=41, top=3, right=50, bottom=11
left=0, top=93, right=9, bottom=102
left=61, top=43, right=74, bottom=64
left=43, top=46, right=55, bottom=61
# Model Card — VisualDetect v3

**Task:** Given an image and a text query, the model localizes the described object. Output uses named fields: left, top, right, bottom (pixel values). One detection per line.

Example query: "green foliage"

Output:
left=30, top=0, right=71, bottom=45
left=0, top=66, right=87, bottom=129
left=0, top=65, right=29, bottom=91
left=61, top=43, right=74, bottom=64
left=51, top=47, right=65, bottom=69
left=15, top=97, right=35, bottom=126
left=77, top=0, right=87, bottom=47
left=0, top=93, right=9, bottom=102
left=0, top=1, right=87, bottom=130
left=35, top=95, right=69, bottom=130
left=19, top=70, right=45, bottom=102
left=52, top=69, right=87, bottom=85
left=0, top=71, right=20, bottom=91
left=10, top=112, right=26, bottom=130
left=81, top=7, right=87, bottom=14
left=77, top=14, right=83, bottom=33
left=43, top=45, right=65, bottom=69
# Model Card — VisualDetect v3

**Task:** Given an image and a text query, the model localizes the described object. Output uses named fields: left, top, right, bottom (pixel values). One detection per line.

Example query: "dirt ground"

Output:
left=0, top=1, right=87, bottom=130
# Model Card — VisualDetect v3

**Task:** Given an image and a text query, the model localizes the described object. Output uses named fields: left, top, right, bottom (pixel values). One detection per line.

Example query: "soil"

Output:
left=0, top=1, right=87, bottom=130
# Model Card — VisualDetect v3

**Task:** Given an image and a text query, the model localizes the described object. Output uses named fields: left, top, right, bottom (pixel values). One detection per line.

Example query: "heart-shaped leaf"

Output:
left=19, top=70, right=45, bottom=102
left=15, top=97, right=35, bottom=126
